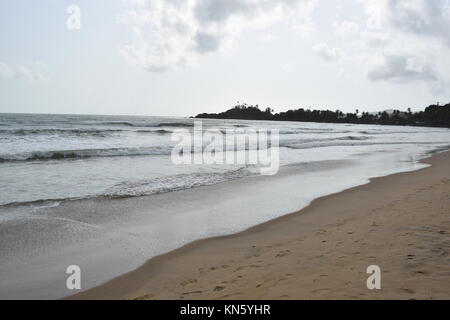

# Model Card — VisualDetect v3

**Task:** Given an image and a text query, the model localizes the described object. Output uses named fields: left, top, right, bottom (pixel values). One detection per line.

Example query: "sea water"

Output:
left=0, top=113, right=449, bottom=298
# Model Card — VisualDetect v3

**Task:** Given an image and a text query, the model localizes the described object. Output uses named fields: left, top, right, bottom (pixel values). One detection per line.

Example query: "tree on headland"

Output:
left=194, top=102, right=450, bottom=128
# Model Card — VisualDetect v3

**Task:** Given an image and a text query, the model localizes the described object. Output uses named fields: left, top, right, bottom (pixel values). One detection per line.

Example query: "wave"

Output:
left=340, top=135, right=371, bottom=141
left=280, top=129, right=352, bottom=135
left=283, top=135, right=372, bottom=145
left=97, top=121, right=194, bottom=128
left=0, top=127, right=180, bottom=137
left=104, top=168, right=249, bottom=198
left=97, top=121, right=159, bottom=127
left=359, top=130, right=417, bottom=135
left=295, top=127, right=336, bottom=131
left=0, top=147, right=173, bottom=162
left=136, top=129, right=173, bottom=134
left=0, top=143, right=275, bottom=163
left=157, top=122, right=194, bottom=128
left=281, top=140, right=433, bottom=150
left=0, top=168, right=251, bottom=208
left=0, top=136, right=373, bottom=162
left=0, top=198, right=67, bottom=209
left=0, top=128, right=123, bottom=137
left=357, top=130, right=446, bottom=135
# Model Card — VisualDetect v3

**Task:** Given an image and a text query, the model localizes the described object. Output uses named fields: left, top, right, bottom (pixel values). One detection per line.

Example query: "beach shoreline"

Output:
left=68, top=150, right=450, bottom=300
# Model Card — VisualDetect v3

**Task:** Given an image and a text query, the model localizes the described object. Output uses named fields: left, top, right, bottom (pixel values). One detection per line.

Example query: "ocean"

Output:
left=0, top=113, right=449, bottom=298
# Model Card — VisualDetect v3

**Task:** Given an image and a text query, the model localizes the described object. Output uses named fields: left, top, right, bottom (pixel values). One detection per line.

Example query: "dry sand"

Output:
left=70, top=151, right=450, bottom=300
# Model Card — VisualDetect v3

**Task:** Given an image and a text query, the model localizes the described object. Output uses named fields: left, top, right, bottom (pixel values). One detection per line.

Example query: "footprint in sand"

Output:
left=246, top=246, right=261, bottom=258
left=402, top=288, right=415, bottom=294
left=180, top=279, right=197, bottom=286
left=182, top=290, right=203, bottom=295
left=312, top=288, right=332, bottom=293
left=276, top=250, right=291, bottom=258
left=134, top=293, right=154, bottom=300
left=414, top=270, right=430, bottom=275
left=219, top=292, right=244, bottom=299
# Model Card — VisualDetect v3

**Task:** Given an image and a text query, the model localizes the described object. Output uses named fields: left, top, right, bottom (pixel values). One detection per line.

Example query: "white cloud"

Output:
left=333, top=20, right=360, bottom=38
left=367, top=54, right=437, bottom=83
left=381, top=0, right=450, bottom=46
left=359, top=30, right=389, bottom=48
left=334, top=0, right=450, bottom=92
left=0, top=62, right=46, bottom=82
left=118, top=0, right=450, bottom=94
left=312, top=43, right=343, bottom=62
left=120, top=0, right=318, bottom=72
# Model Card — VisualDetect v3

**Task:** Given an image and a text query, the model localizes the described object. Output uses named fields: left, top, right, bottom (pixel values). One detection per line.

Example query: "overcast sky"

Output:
left=1, top=0, right=449, bottom=116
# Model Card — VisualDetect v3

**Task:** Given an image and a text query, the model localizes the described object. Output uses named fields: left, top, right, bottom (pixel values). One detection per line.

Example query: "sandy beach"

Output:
left=69, top=150, right=450, bottom=300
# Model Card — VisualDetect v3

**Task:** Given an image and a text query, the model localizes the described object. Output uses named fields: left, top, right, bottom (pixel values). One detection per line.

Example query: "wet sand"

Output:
left=70, top=151, right=450, bottom=300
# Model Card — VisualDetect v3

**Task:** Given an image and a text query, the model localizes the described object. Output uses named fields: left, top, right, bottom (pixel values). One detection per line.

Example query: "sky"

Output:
left=0, top=0, right=449, bottom=116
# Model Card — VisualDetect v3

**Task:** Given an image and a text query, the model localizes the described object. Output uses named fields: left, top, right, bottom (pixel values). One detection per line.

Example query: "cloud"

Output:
left=333, top=20, right=360, bottom=38
left=312, top=43, right=343, bottom=62
left=0, top=62, right=46, bottom=82
left=359, top=30, right=389, bottom=48
left=358, top=0, right=450, bottom=45
left=119, top=0, right=450, bottom=94
left=120, top=0, right=318, bottom=72
left=367, top=54, right=437, bottom=83
left=334, top=0, right=450, bottom=92
left=194, top=31, right=221, bottom=53
left=385, top=0, right=450, bottom=46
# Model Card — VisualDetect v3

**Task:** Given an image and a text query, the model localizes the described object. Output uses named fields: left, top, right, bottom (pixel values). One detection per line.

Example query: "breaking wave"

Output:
left=0, top=128, right=123, bottom=137
left=0, top=147, right=173, bottom=162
